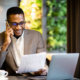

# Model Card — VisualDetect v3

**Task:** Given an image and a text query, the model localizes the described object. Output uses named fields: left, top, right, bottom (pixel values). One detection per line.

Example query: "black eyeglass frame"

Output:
left=6, top=20, right=26, bottom=27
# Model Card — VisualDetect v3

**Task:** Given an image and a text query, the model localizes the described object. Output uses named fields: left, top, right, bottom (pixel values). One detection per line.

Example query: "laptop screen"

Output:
left=47, top=53, right=79, bottom=80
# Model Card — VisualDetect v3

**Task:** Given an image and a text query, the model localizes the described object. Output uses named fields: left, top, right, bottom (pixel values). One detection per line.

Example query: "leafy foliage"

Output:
left=46, top=0, right=67, bottom=52
left=19, top=0, right=67, bottom=52
left=19, top=0, right=42, bottom=34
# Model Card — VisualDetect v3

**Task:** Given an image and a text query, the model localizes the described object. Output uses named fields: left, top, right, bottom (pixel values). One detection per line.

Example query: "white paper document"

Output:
left=16, top=52, right=46, bottom=73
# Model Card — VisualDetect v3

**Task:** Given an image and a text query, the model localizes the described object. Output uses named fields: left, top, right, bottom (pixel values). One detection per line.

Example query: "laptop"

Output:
left=47, top=53, right=79, bottom=80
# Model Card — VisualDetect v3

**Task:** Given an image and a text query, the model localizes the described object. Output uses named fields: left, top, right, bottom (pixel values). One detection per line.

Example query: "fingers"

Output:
left=41, top=70, right=47, bottom=75
left=39, top=69, right=47, bottom=75
left=6, top=27, right=14, bottom=37
left=34, top=69, right=47, bottom=76
left=39, top=69, right=46, bottom=72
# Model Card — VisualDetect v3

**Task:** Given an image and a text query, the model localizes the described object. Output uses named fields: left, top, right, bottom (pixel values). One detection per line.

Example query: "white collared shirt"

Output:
left=12, top=32, right=24, bottom=67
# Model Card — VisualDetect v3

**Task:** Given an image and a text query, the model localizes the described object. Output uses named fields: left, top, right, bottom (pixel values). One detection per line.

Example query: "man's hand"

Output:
left=4, top=26, right=14, bottom=44
left=2, top=26, right=14, bottom=51
left=34, top=69, right=47, bottom=76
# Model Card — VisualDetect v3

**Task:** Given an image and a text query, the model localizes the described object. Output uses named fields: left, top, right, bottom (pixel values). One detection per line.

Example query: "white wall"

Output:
left=0, top=0, right=18, bottom=33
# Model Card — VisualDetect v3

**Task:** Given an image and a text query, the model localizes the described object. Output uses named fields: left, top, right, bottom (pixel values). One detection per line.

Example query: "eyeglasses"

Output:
left=8, top=21, right=26, bottom=27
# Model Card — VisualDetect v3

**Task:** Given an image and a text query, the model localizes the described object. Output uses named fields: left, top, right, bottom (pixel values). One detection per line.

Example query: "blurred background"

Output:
left=0, top=0, right=67, bottom=53
left=1, top=0, right=80, bottom=78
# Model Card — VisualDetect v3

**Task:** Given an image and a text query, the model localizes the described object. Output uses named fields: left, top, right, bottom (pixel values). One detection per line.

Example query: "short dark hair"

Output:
left=7, top=7, right=24, bottom=20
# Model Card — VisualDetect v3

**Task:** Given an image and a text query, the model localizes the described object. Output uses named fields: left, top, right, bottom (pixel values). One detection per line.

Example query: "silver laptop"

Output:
left=47, top=53, right=79, bottom=80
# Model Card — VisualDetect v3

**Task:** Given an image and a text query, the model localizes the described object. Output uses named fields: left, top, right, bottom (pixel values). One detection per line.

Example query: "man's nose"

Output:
left=16, top=25, right=21, bottom=29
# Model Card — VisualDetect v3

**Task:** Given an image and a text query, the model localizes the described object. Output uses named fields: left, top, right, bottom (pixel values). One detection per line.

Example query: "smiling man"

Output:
left=0, top=7, right=47, bottom=76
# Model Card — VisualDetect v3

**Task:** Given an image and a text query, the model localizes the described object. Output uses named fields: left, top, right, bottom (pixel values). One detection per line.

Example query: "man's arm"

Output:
left=0, top=33, right=9, bottom=68
left=32, top=32, right=48, bottom=76
left=36, top=32, right=45, bottom=53
left=0, top=50, right=8, bottom=68
left=0, top=24, right=14, bottom=68
left=0, top=33, right=8, bottom=68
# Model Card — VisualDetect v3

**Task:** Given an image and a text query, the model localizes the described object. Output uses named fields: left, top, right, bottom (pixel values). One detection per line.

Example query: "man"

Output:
left=0, top=7, right=47, bottom=76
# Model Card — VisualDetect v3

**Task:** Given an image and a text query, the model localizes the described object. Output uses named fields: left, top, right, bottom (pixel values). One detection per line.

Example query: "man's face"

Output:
left=8, top=14, right=25, bottom=36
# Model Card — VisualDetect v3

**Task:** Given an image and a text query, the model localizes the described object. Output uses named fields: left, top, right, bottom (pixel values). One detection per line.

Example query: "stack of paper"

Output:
left=16, top=52, right=46, bottom=73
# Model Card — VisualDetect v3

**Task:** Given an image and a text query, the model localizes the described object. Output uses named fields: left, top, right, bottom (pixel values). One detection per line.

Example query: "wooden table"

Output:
left=7, top=76, right=47, bottom=80
left=7, top=76, right=80, bottom=80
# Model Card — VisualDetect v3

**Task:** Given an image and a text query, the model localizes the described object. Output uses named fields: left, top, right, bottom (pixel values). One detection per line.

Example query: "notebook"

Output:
left=47, top=53, right=79, bottom=80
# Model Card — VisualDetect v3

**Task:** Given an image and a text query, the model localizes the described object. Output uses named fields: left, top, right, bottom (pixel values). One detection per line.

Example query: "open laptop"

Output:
left=47, top=53, right=79, bottom=80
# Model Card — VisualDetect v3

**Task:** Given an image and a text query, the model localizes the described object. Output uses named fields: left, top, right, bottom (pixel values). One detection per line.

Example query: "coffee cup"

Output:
left=0, top=70, right=8, bottom=77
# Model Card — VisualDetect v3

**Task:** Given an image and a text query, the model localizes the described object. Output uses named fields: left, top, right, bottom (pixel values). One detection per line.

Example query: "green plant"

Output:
left=19, top=0, right=42, bottom=34
left=46, top=0, right=67, bottom=52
